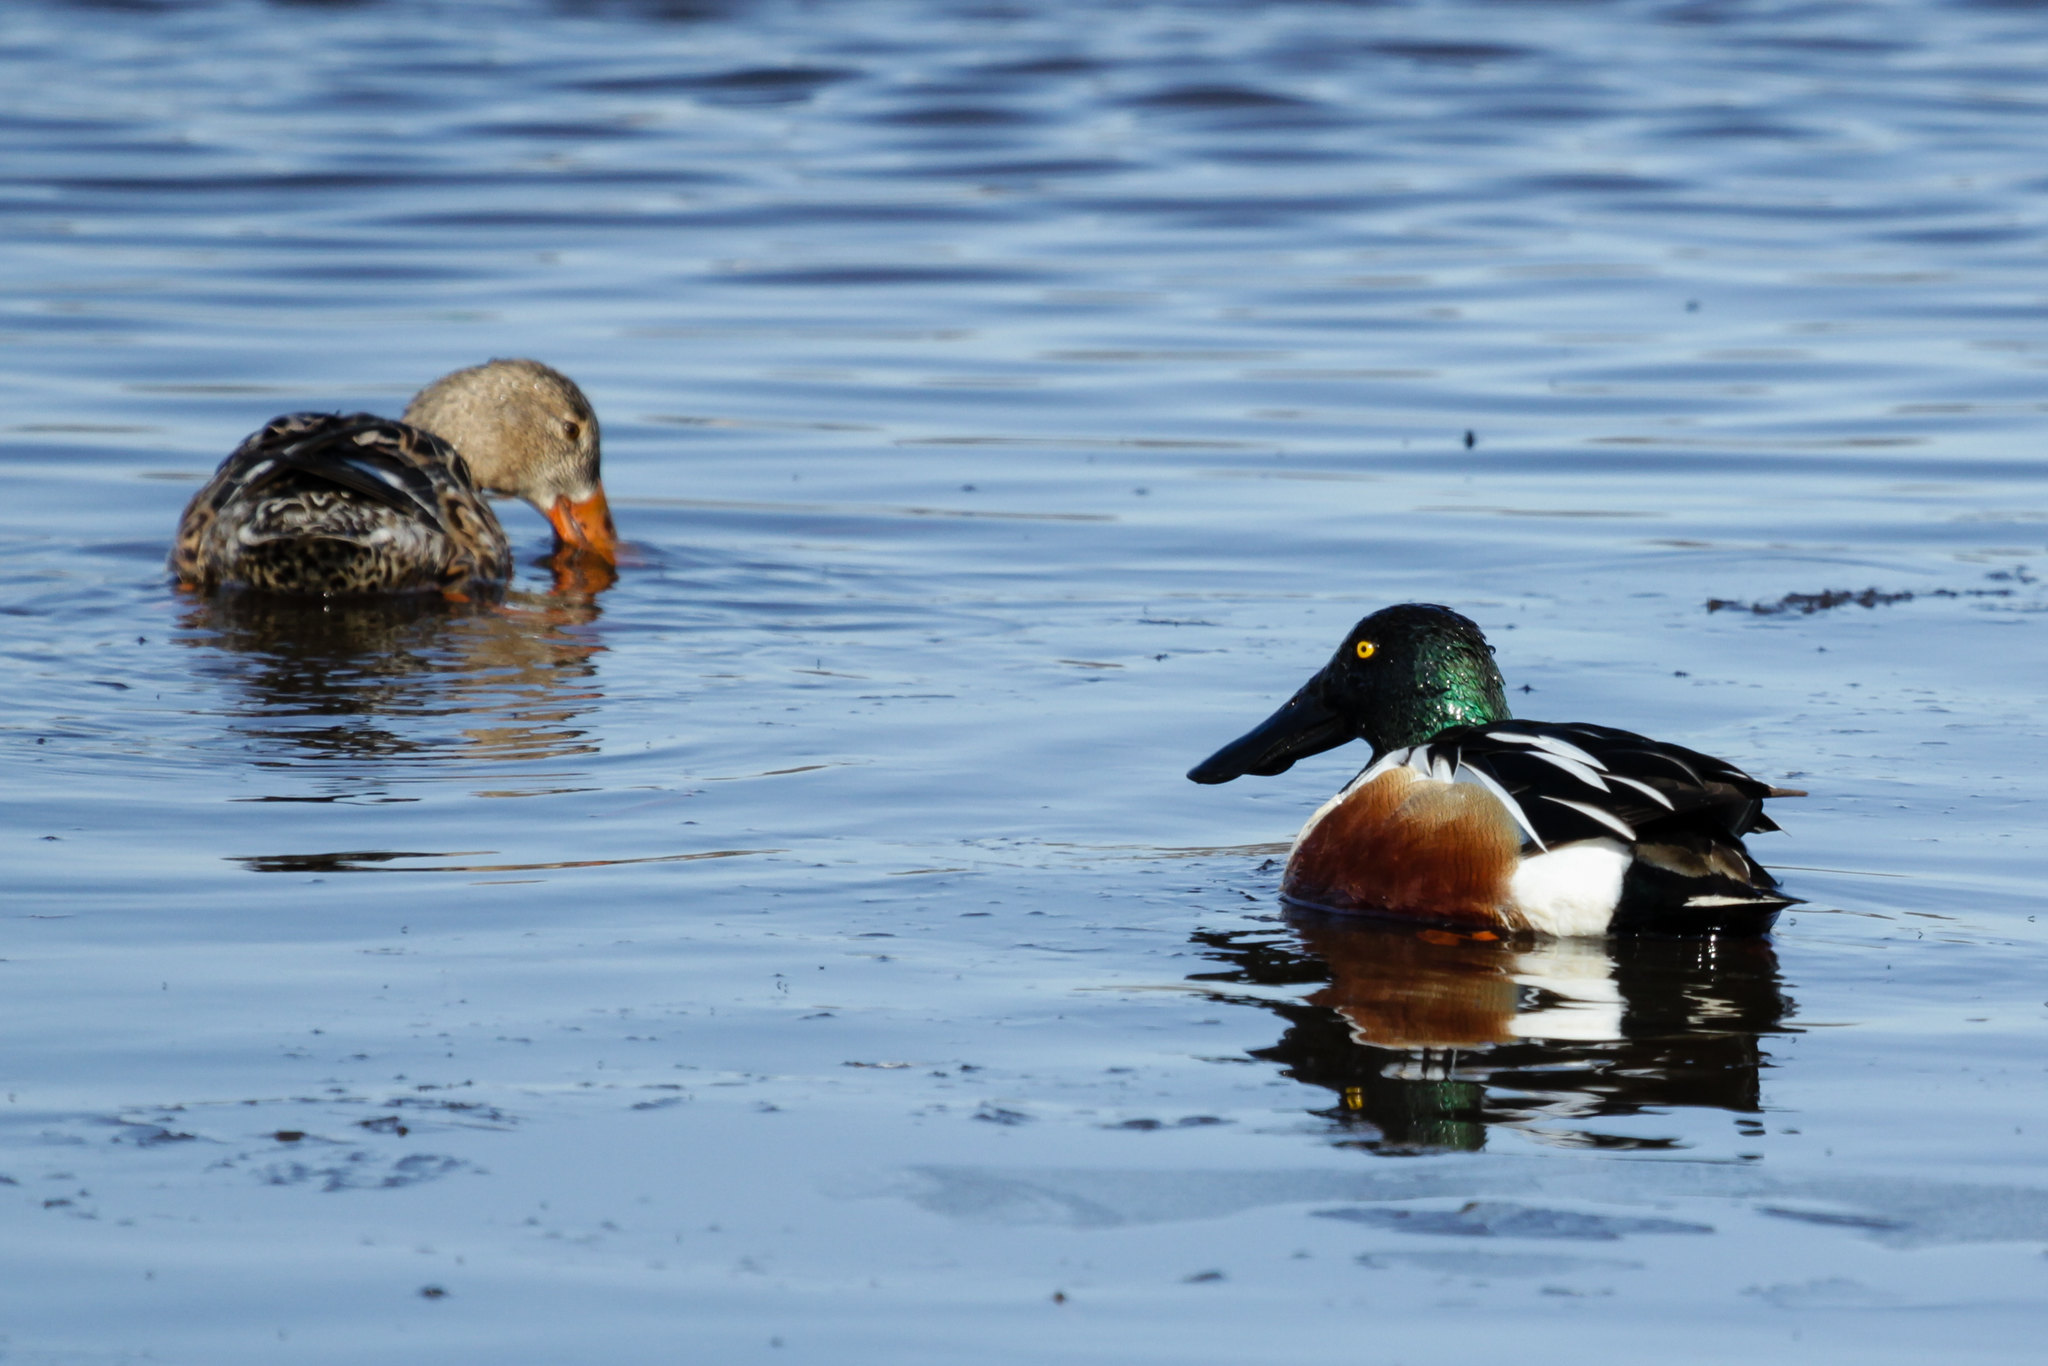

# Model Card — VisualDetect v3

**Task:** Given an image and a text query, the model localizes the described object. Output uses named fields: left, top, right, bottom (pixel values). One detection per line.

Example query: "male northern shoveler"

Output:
left=171, top=359, right=617, bottom=596
left=1188, top=604, right=1803, bottom=937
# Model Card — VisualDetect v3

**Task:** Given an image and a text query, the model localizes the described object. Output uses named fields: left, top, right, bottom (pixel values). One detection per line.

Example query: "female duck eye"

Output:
left=1355, top=640, right=1377, bottom=660
left=563, top=420, right=582, bottom=443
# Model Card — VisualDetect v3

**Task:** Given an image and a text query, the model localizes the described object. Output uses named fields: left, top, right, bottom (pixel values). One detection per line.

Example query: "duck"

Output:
left=1188, top=604, right=1803, bottom=937
left=170, top=358, right=616, bottom=596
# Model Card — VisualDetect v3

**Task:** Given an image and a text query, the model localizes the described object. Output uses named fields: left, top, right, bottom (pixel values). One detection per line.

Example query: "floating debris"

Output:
left=1705, top=587, right=2010, bottom=615
left=974, top=1106, right=1032, bottom=1126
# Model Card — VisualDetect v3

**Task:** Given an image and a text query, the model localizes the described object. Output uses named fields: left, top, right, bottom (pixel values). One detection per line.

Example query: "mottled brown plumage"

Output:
left=171, top=359, right=614, bottom=596
left=170, top=413, right=510, bottom=595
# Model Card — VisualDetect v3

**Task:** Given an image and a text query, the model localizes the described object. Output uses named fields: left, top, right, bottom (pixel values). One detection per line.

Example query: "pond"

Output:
left=3, top=0, right=2047, bottom=1359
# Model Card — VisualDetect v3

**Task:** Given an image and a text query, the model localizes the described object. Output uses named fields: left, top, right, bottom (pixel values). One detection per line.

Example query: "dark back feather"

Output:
left=221, top=417, right=452, bottom=533
left=1409, top=719, right=1787, bottom=850
left=172, top=411, right=510, bottom=594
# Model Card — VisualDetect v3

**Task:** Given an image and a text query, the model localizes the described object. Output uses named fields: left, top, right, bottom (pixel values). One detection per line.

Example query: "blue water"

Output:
left=4, top=0, right=2048, bottom=1360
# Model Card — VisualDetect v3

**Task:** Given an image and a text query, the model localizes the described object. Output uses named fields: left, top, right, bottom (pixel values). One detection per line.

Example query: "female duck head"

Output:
left=402, top=359, right=617, bottom=563
left=1188, top=603, right=1511, bottom=783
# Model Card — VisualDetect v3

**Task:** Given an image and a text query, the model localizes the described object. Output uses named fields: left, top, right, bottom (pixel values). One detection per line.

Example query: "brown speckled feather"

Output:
left=171, top=412, right=512, bottom=595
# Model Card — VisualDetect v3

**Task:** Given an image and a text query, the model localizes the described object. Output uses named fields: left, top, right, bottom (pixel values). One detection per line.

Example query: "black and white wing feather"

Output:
left=1353, top=720, right=1802, bottom=932
left=1402, top=720, right=1790, bottom=850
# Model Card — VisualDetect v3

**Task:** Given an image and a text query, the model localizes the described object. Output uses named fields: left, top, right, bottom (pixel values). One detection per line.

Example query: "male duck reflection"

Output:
left=1195, top=919, right=1789, bottom=1154
left=1189, top=604, right=1803, bottom=937
left=171, top=359, right=616, bottom=596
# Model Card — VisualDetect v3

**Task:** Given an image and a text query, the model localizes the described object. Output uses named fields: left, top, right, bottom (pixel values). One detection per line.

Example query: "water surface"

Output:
left=4, top=0, right=2048, bottom=1360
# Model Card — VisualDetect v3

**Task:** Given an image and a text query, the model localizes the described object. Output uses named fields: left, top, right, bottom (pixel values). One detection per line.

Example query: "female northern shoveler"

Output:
left=1188, top=604, right=1803, bottom=937
left=171, top=358, right=616, bottom=596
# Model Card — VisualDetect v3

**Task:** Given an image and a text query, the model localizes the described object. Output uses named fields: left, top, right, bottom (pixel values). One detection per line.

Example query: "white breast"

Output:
left=1507, top=837, right=1631, bottom=937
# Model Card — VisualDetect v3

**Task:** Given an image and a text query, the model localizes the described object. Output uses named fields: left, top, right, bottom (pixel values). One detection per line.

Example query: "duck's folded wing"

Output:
left=212, top=413, right=451, bottom=533
left=1426, top=720, right=1793, bottom=849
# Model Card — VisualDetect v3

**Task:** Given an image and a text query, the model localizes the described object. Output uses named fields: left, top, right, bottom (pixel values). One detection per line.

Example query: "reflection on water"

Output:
left=224, top=845, right=771, bottom=874
left=1193, top=915, right=1793, bottom=1155
left=173, top=579, right=609, bottom=786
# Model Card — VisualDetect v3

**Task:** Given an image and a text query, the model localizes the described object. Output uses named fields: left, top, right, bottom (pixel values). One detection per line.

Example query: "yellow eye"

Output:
left=1355, top=640, right=1377, bottom=660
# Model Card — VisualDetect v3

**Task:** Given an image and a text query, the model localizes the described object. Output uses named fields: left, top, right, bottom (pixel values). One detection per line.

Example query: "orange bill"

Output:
left=546, top=487, right=618, bottom=563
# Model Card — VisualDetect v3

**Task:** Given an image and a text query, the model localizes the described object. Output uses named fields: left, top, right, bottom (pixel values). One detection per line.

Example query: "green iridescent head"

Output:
left=1188, top=603, right=1512, bottom=783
